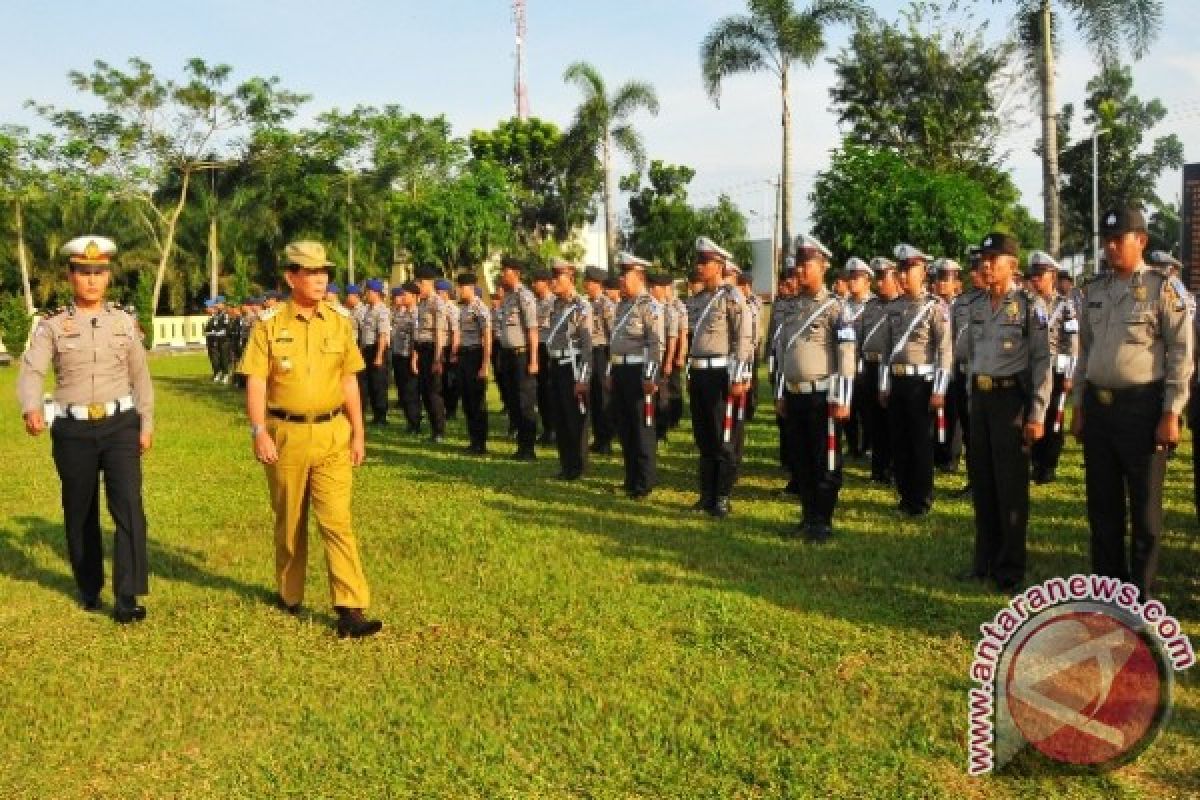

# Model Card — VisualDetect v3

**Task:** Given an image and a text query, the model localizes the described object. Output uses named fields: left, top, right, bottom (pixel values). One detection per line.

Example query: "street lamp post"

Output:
left=1091, top=128, right=1109, bottom=275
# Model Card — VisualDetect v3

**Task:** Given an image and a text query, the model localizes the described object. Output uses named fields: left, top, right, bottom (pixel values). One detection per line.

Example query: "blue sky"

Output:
left=2, top=0, right=1197, bottom=249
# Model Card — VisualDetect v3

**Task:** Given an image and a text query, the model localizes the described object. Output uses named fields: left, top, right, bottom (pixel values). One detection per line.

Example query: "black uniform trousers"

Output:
left=967, top=384, right=1030, bottom=584
left=611, top=364, right=657, bottom=493
left=536, top=342, right=557, bottom=440
left=491, top=342, right=506, bottom=410
left=846, top=365, right=871, bottom=457
left=935, top=370, right=965, bottom=471
left=655, top=368, right=683, bottom=440
left=205, top=336, right=221, bottom=376
left=391, top=352, right=421, bottom=432
left=745, top=354, right=760, bottom=421
left=498, top=347, right=537, bottom=450
left=952, top=365, right=971, bottom=455
left=218, top=336, right=232, bottom=376
left=1191, top=389, right=1200, bottom=524
left=1082, top=383, right=1167, bottom=598
left=458, top=347, right=488, bottom=449
left=861, top=361, right=892, bottom=482
left=689, top=367, right=742, bottom=502
left=551, top=360, right=588, bottom=476
left=589, top=345, right=613, bottom=448
left=414, top=342, right=446, bottom=436
left=782, top=388, right=844, bottom=525
left=444, top=353, right=461, bottom=418
left=359, top=344, right=389, bottom=423
left=1031, top=371, right=1068, bottom=480
left=888, top=375, right=936, bottom=513
left=50, top=410, right=149, bottom=599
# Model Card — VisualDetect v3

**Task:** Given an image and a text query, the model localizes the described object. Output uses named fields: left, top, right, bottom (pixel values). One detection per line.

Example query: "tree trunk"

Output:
left=14, top=198, right=34, bottom=313
left=603, top=131, right=615, bottom=271
left=208, top=212, right=220, bottom=300
left=346, top=179, right=356, bottom=286
left=150, top=168, right=192, bottom=314
left=1039, top=0, right=1061, bottom=256
left=780, top=68, right=793, bottom=258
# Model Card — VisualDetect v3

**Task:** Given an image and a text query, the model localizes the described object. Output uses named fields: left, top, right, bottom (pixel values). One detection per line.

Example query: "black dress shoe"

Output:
left=958, top=570, right=990, bottom=583
left=512, top=448, right=537, bottom=462
left=710, top=497, right=732, bottom=518
left=690, top=498, right=713, bottom=512
left=952, top=484, right=973, bottom=498
left=537, top=433, right=557, bottom=445
left=870, top=474, right=893, bottom=485
left=995, top=577, right=1023, bottom=594
left=276, top=595, right=302, bottom=615
left=430, top=434, right=445, bottom=444
left=113, top=596, right=146, bottom=624
left=335, top=608, right=383, bottom=639
left=805, top=524, right=833, bottom=543
left=627, top=488, right=651, bottom=500
left=79, top=593, right=102, bottom=612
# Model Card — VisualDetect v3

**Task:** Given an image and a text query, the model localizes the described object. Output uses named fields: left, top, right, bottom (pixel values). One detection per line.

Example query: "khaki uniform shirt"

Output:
left=498, top=285, right=539, bottom=350
left=1073, top=264, right=1194, bottom=414
left=18, top=304, right=155, bottom=433
left=688, top=285, right=754, bottom=378
left=766, top=294, right=799, bottom=366
left=881, top=291, right=953, bottom=372
left=609, top=292, right=663, bottom=374
left=238, top=300, right=365, bottom=415
left=964, top=288, right=1054, bottom=421
left=588, top=293, right=615, bottom=346
left=458, top=297, right=491, bottom=349
left=774, top=288, right=856, bottom=389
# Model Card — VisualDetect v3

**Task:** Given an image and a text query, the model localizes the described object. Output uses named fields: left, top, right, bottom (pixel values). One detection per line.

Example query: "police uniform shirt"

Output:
left=663, top=300, right=682, bottom=345
left=498, top=284, right=539, bottom=350
left=18, top=304, right=155, bottom=432
left=239, top=300, right=365, bottom=414
left=952, top=288, right=985, bottom=365
left=536, top=293, right=555, bottom=342
left=774, top=288, right=856, bottom=388
left=458, top=297, right=491, bottom=349
left=546, top=296, right=594, bottom=374
left=965, top=289, right=1054, bottom=420
left=882, top=291, right=953, bottom=372
left=359, top=302, right=391, bottom=347
left=445, top=301, right=461, bottom=340
left=745, top=293, right=764, bottom=348
left=390, top=307, right=415, bottom=357
left=609, top=291, right=664, bottom=372
left=688, top=285, right=754, bottom=377
left=857, top=297, right=892, bottom=359
left=767, top=294, right=799, bottom=356
left=589, top=294, right=615, bottom=346
left=1073, top=264, right=1194, bottom=414
left=672, top=297, right=689, bottom=340
left=350, top=303, right=368, bottom=344
left=1043, top=292, right=1080, bottom=368
left=414, top=294, right=448, bottom=355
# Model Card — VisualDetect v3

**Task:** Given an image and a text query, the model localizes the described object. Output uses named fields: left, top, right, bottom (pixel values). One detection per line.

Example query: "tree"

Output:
left=828, top=3, right=1015, bottom=191
left=701, top=0, right=868, bottom=260
left=36, top=58, right=306, bottom=313
left=0, top=126, right=54, bottom=312
left=1057, top=64, right=1183, bottom=254
left=1011, top=0, right=1164, bottom=256
left=563, top=62, right=659, bottom=269
left=1147, top=200, right=1179, bottom=255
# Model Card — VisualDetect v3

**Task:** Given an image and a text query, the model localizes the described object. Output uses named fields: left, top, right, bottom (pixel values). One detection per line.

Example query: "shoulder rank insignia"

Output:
left=1133, top=285, right=1147, bottom=302
left=1004, top=299, right=1019, bottom=321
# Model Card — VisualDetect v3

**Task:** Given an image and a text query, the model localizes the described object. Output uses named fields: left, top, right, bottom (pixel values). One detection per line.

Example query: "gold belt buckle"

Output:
left=976, top=375, right=992, bottom=392
left=1096, top=388, right=1114, bottom=405
left=87, top=403, right=106, bottom=420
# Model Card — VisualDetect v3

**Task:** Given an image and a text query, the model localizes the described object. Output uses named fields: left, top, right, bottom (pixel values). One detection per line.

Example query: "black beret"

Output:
left=529, top=268, right=552, bottom=282
left=602, top=277, right=620, bottom=290
left=402, top=281, right=419, bottom=294
left=584, top=266, right=608, bottom=283
left=648, top=273, right=673, bottom=287
left=455, top=272, right=478, bottom=286
left=414, top=264, right=440, bottom=281
left=1100, top=206, right=1147, bottom=237
left=978, top=232, right=1020, bottom=258
left=500, top=256, right=525, bottom=272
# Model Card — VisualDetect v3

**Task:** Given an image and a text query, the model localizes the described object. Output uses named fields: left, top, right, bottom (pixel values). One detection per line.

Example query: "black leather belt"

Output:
left=504, top=347, right=528, bottom=355
left=1088, top=382, right=1162, bottom=406
left=973, top=375, right=1020, bottom=392
left=268, top=408, right=343, bottom=423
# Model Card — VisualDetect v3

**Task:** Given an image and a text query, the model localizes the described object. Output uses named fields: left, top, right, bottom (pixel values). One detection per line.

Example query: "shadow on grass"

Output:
left=0, top=514, right=276, bottom=608
left=154, top=374, right=246, bottom=417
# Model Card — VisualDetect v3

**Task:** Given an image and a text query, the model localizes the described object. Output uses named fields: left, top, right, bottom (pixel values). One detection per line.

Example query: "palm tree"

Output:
left=1016, top=0, right=1162, bottom=256
left=701, top=0, right=867, bottom=257
left=563, top=62, right=659, bottom=268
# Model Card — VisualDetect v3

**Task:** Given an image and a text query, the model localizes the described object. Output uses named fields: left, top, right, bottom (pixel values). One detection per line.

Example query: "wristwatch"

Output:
left=250, top=423, right=265, bottom=437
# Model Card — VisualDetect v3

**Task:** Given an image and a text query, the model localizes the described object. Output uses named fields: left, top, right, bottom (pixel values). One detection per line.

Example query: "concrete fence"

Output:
left=151, top=316, right=209, bottom=349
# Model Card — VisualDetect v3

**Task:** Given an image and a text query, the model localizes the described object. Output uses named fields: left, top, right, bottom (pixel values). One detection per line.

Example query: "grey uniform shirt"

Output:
left=952, top=288, right=985, bottom=366
left=609, top=291, right=663, bottom=374
left=413, top=294, right=448, bottom=358
left=1073, top=264, right=1194, bottom=415
left=857, top=296, right=892, bottom=360
left=535, top=293, right=555, bottom=345
left=1042, top=292, right=1081, bottom=371
left=349, top=303, right=368, bottom=344
left=546, top=295, right=594, bottom=376
left=964, top=288, right=1054, bottom=421
left=390, top=307, right=415, bottom=356
left=588, top=293, right=615, bottom=347
left=17, top=304, right=155, bottom=433
left=745, top=293, right=763, bottom=350
left=359, top=301, right=391, bottom=347
left=767, top=294, right=799, bottom=365
left=881, top=292, right=953, bottom=372
left=445, top=301, right=461, bottom=341
left=774, top=288, right=856, bottom=388
left=458, top=297, right=491, bottom=349
left=688, top=285, right=755, bottom=378
left=498, top=284, right=539, bottom=350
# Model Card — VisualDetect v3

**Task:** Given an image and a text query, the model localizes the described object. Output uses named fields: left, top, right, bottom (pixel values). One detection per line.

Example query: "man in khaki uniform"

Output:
left=18, top=235, right=154, bottom=624
left=239, top=241, right=381, bottom=639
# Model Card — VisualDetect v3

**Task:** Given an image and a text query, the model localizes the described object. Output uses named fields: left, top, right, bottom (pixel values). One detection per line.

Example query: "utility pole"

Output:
left=1091, top=128, right=1109, bottom=276
left=513, top=0, right=530, bottom=119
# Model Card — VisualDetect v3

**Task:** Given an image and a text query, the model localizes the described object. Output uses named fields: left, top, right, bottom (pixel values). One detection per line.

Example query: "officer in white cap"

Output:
left=841, top=257, right=874, bottom=459
left=858, top=257, right=900, bottom=484
left=949, top=248, right=986, bottom=496
left=932, top=258, right=965, bottom=472
left=767, top=258, right=802, bottom=494
left=1026, top=250, right=1079, bottom=484
left=17, top=236, right=155, bottom=623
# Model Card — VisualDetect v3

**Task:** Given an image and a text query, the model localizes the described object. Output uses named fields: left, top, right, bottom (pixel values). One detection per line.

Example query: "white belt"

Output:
left=785, top=378, right=830, bottom=394
left=689, top=356, right=729, bottom=369
left=556, top=357, right=576, bottom=366
left=1054, top=354, right=1073, bottom=373
left=891, top=364, right=934, bottom=377
left=57, top=395, right=135, bottom=421
left=549, top=348, right=574, bottom=359
left=610, top=354, right=646, bottom=365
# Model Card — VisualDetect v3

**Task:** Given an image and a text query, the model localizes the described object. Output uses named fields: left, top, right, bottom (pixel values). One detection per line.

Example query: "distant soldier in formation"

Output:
left=1027, top=250, right=1079, bottom=485
left=344, top=285, right=365, bottom=345
left=607, top=252, right=663, bottom=499
left=666, top=279, right=689, bottom=431
left=1072, top=207, right=1193, bottom=601
left=686, top=238, right=752, bottom=516
left=412, top=266, right=449, bottom=443
left=455, top=273, right=492, bottom=455
left=325, top=282, right=342, bottom=306
left=879, top=244, right=952, bottom=517
left=960, top=232, right=1052, bottom=593
left=437, top=278, right=462, bottom=420
left=584, top=266, right=616, bottom=455
left=948, top=250, right=985, bottom=496
left=767, top=259, right=801, bottom=494
left=841, top=258, right=873, bottom=459
left=389, top=284, right=421, bottom=434
left=490, top=284, right=509, bottom=420
left=649, top=273, right=682, bottom=444
left=858, top=257, right=899, bottom=485
left=358, top=278, right=391, bottom=427
left=737, top=271, right=762, bottom=422
left=203, top=296, right=231, bottom=383
left=932, top=258, right=965, bottom=472
left=772, top=234, right=855, bottom=542
left=496, top=257, right=541, bottom=460
left=531, top=269, right=558, bottom=446
left=545, top=259, right=593, bottom=479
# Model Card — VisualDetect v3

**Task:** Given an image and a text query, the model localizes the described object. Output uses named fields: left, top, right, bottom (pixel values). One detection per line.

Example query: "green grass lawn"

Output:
left=0, top=353, right=1196, bottom=798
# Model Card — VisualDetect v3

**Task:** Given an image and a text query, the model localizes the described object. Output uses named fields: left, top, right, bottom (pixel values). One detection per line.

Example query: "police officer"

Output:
left=961, top=233, right=1053, bottom=592
left=686, top=237, right=753, bottom=516
left=437, top=278, right=462, bottom=420
left=325, top=281, right=342, bottom=306
left=203, top=297, right=228, bottom=382
left=545, top=260, right=593, bottom=478
left=841, top=258, right=873, bottom=459
left=1027, top=250, right=1079, bottom=484
left=17, top=236, right=154, bottom=623
left=496, top=257, right=541, bottom=460
left=649, top=273, right=681, bottom=443
left=608, top=252, right=663, bottom=498
left=584, top=266, right=616, bottom=454
left=1071, top=207, right=1193, bottom=600
left=411, top=266, right=449, bottom=442
left=933, top=258, right=965, bottom=472
left=667, top=280, right=689, bottom=430
left=737, top=271, right=763, bottom=422
left=773, top=235, right=856, bottom=542
left=859, top=257, right=900, bottom=485
left=949, top=250, right=986, bottom=495
left=767, top=260, right=801, bottom=494
left=358, top=278, right=391, bottom=426
left=879, top=244, right=953, bottom=516
left=344, top=285, right=365, bottom=344
left=531, top=269, right=558, bottom=446
left=390, top=284, right=421, bottom=434
left=239, top=240, right=381, bottom=638
left=456, top=273, right=492, bottom=455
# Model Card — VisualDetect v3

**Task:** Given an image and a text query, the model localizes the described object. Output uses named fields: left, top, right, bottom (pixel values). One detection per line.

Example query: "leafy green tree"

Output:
left=1147, top=200, right=1179, bottom=255
left=701, top=0, right=868, bottom=259
left=563, top=62, right=659, bottom=268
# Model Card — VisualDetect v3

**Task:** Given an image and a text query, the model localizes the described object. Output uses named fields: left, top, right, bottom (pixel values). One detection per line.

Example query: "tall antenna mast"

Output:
left=513, top=0, right=530, bottom=119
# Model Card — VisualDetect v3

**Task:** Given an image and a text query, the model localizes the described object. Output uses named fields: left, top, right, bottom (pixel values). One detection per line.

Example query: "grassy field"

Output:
left=0, top=352, right=1196, bottom=799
